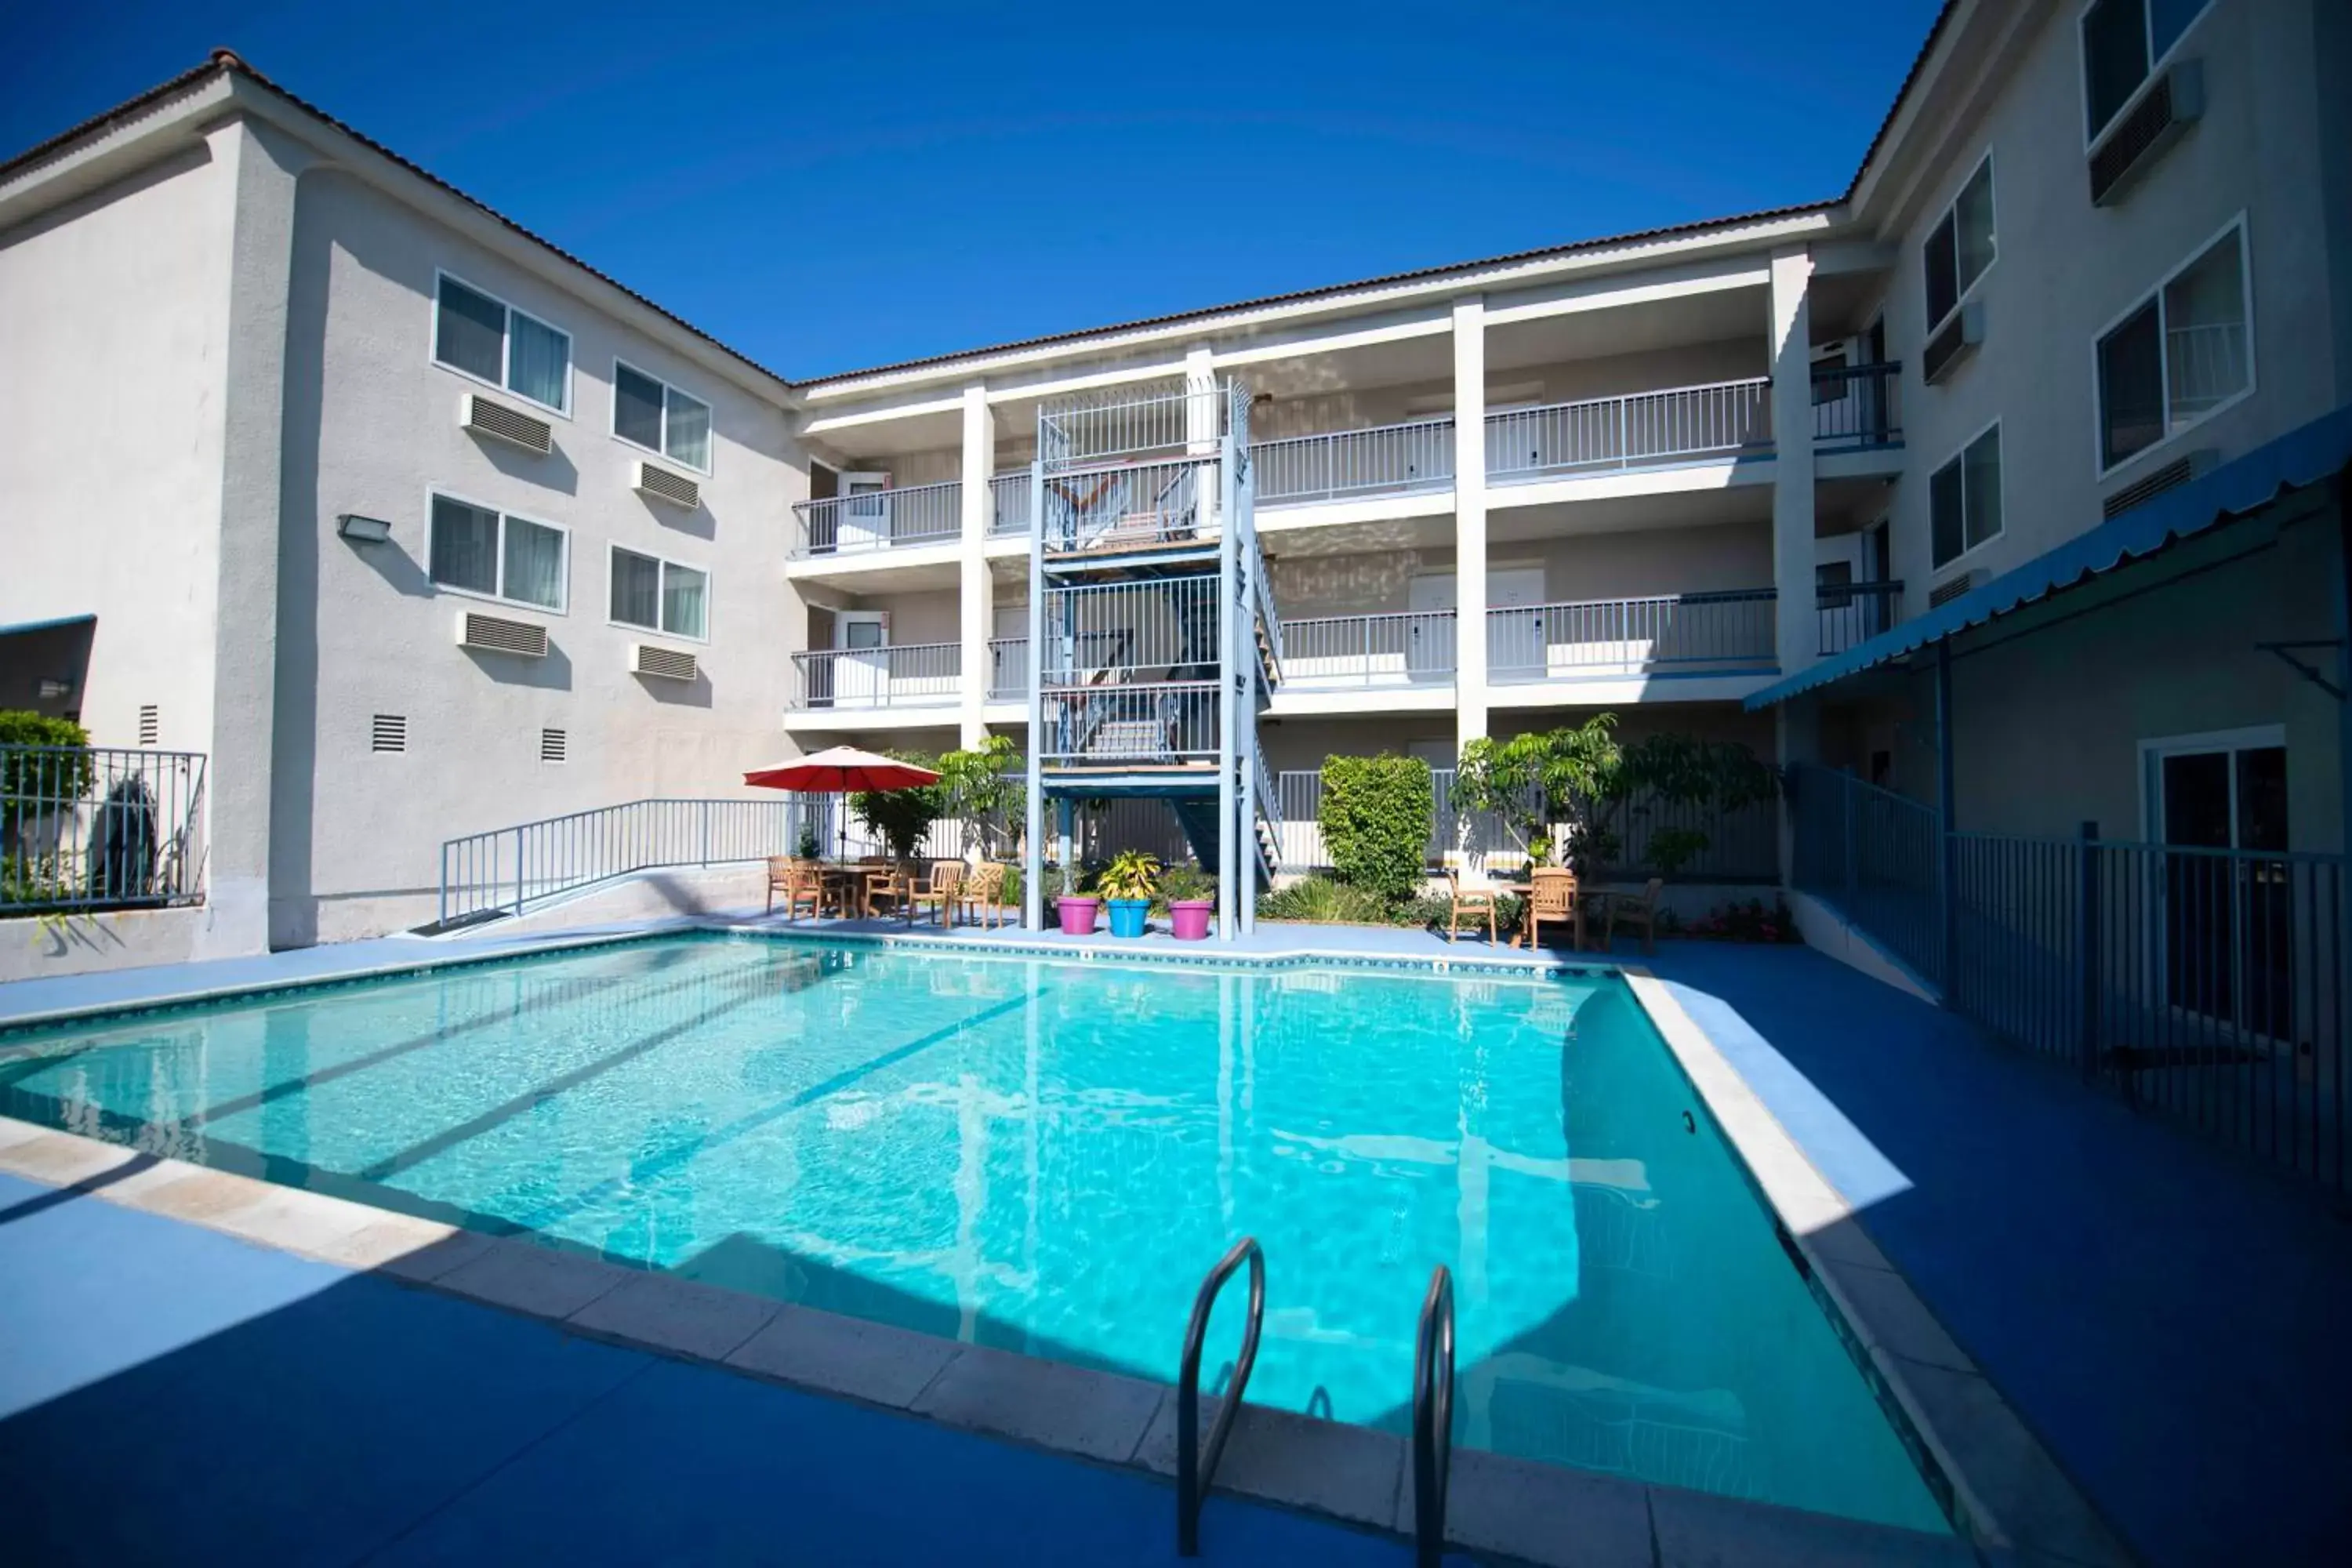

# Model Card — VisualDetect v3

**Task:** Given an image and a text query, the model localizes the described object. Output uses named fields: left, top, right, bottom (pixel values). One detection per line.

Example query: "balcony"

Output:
left=792, top=479, right=961, bottom=558
left=989, top=472, right=1030, bottom=537
left=1486, top=378, right=1772, bottom=485
left=1040, top=682, right=1220, bottom=765
left=1254, top=417, right=1456, bottom=506
left=987, top=637, right=1028, bottom=701
left=1811, top=362, right=1903, bottom=453
left=1817, top=580, right=1904, bottom=655
left=1280, top=611, right=1458, bottom=688
left=789, top=642, right=960, bottom=711
left=1488, top=590, right=1778, bottom=681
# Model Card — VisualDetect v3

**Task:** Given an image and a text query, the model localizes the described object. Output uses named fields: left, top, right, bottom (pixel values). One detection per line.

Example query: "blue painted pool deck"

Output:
left=3, top=922, right=2350, bottom=1565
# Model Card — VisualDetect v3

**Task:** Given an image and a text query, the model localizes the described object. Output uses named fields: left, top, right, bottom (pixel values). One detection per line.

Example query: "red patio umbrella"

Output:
left=744, top=746, right=942, bottom=858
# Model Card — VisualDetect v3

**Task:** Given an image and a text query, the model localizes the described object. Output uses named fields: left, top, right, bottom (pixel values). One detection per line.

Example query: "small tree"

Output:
left=0, top=710, right=93, bottom=837
left=1453, top=717, right=1624, bottom=867
left=851, top=751, right=947, bottom=861
left=1318, top=753, right=1433, bottom=905
left=935, top=734, right=1024, bottom=860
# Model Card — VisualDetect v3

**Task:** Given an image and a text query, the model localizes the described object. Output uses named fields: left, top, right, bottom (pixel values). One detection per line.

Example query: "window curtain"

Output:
left=2164, top=236, right=2247, bottom=421
left=612, top=549, right=662, bottom=629
left=666, top=391, right=712, bottom=470
left=662, top=564, right=708, bottom=639
left=506, top=311, right=570, bottom=411
left=503, top=518, right=565, bottom=610
left=435, top=278, right=505, bottom=383
left=429, top=495, right=499, bottom=594
left=615, top=365, right=666, bottom=450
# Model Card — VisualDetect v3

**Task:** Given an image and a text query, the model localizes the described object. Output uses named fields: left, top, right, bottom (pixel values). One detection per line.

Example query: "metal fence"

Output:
left=1042, top=683, right=1220, bottom=764
left=1810, top=362, right=1903, bottom=452
left=988, top=637, right=1028, bottom=700
left=2, top=744, right=208, bottom=914
left=790, top=643, right=961, bottom=710
left=990, top=472, right=1031, bottom=535
left=1487, top=590, right=1778, bottom=682
left=1039, top=379, right=1247, bottom=469
left=1280, top=612, right=1458, bottom=687
left=1486, top=377, right=1772, bottom=481
left=1040, top=575, right=1218, bottom=681
left=1817, top=580, right=1904, bottom=655
left=1792, top=763, right=2352, bottom=1196
left=1254, top=416, right=1456, bottom=505
left=791, top=478, right=962, bottom=557
left=1042, top=457, right=1210, bottom=554
left=438, top=797, right=819, bottom=926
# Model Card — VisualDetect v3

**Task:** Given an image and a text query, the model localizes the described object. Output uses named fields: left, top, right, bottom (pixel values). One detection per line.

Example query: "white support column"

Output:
left=1769, top=249, right=1818, bottom=680
left=1022, top=459, right=1046, bottom=930
left=958, top=382, right=992, bottom=750
left=1451, top=297, right=1489, bottom=757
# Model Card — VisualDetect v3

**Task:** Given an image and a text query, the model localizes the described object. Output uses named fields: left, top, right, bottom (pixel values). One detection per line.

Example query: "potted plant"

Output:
left=1054, top=863, right=1100, bottom=936
left=1160, top=862, right=1216, bottom=942
left=1097, top=851, right=1161, bottom=938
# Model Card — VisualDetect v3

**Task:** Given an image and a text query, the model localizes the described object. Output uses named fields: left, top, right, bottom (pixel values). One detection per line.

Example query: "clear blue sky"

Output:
left=8, top=0, right=1942, bottom=379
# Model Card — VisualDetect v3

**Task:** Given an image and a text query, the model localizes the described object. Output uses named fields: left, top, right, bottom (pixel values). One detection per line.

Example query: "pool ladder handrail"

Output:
left=1412, top=1263, right=1456, bottom=1568
left=1176, top=1235, right=1266, bottom=1557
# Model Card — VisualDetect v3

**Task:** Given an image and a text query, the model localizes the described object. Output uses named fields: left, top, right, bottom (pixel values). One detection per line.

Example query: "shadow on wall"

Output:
left=633, top=668, right=713, bottom=707
left=464, top=641, right=575, bottom=691
left=640, top=492, right=716, bottom=542
left=474, top=429, right=579, bottom=495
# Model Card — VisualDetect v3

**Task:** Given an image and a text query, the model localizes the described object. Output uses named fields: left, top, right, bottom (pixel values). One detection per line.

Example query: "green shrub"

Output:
left=1152, top=862, right=1216, bottom=914
left=850, top=750, right=946, bottom=861
left=1317, top=754, right=1434, bottom=905
left=1096, top=850, right=1161, bottom=902
left=0, top=710, right=93, bottom=832
left=1257, top=875, right=1396, bottom=924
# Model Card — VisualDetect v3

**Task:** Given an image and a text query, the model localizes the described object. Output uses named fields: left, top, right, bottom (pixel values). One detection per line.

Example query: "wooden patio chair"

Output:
left=771, top=860, right=822, bottom=922
left=907, top=860, right=966, bottom=927
left=1526, top=866, right=1584, bottom=951
left=956, top=862, right=1011, bottom=929
left=862, top=864, right=913, bottom=920
left=764, top=856, right=797, bottom=916
left=1443, top=852, right=1498, bottom=945
left=1606, top=877, right=1666, bottom=956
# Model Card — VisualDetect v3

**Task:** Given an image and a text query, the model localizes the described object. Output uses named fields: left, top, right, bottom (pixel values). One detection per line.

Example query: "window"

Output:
left=611, top=546, right=708, bottom=640
left=2096, top=222, right=2250, bottom=471
left=1924, top=156, right=1996, bottom=333
left=428, top=494, right=567, bottom=610
left=434, top=274, right=571, bottom=414
left=2083, top=0, right=2211, bottom=143
left=1929, top=425, right=2002, bottom=570
left=612, top=361, right=713, bottom=471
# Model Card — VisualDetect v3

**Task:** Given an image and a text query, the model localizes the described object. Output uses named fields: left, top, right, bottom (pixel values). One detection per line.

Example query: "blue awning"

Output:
left=1746, top=405, right=2352, bottom=710
left=0, top=613, right=95, bottom=638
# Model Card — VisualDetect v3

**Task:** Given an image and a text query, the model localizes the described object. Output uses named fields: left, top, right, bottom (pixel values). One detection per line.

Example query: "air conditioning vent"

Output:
left=456, top=610, right=550, bottom=658
left=2090, top=60, right=2204, bottom=207
left=1927, top=572, right=1981, bottom=610
left=539, top=728, right=567, bottom=764
left=138, top=705, right=159, bottom=747
left=2102, top=449, right=2213, bottom=519
left=1922, top=301, right=1985, bottom=387
left=633, top=644, right=699, bottom=682
left=371, top=713, right=408, bottom=754
left=462, top=394, right=553, bottom=456
left=635, top=462, right=701, bottom=510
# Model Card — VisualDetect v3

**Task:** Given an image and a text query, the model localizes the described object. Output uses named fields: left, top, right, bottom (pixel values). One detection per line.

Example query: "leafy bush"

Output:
left=0, top=710, right=93, bottom=833
left=1685, top=898, right=1801, bottom=944
left=1097, top=850, right=1161, bottom=902
left=935, top=735, right=1024, bottom=859
left=850, top=750, right=946, bottom=861
left=1318, top=754, right=1434, bottom=905
left=1152, top=862, right=1216, bottom=914
left=1257, top=875, right=1397, bottom=925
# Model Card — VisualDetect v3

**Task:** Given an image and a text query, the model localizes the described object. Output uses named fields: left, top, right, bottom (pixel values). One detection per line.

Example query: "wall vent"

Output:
left=1922, top=301, right=1985, bottom=386
left=2090, top=60, right=2204, bottom=207
left=2101, top=450, right=2212, bottom=520
left=371, top=713, right=408, bottom=753
left=456, top=610, right=550, bottom=659
left=539, top=728, right=568, bottom=764
left=1926, top=572, right=1981, bottom=610
left=138, top=705, right=159, bottom=747
left=461, top=394, right=554, bottom=456
left=632, top=644, right=699, bottom=682
left=635, top=462, right=701, bottom=510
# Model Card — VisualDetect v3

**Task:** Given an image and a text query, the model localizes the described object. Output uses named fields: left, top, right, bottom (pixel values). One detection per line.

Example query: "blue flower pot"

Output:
left=1106, top=898, right=1151, bottom=938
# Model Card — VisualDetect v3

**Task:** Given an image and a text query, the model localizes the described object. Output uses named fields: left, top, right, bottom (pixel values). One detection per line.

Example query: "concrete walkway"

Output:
left=0, top=1169, right=1419, bottom=1566
left=1640, top=942, right=2352, bottom=1568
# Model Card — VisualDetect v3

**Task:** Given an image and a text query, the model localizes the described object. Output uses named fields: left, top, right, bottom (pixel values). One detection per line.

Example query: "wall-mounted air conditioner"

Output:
left=1922, top=301, right=1984, bottom=387
left=634, top=461, right=700, bottom=510
left=2102, top=449, right=2215, bottom=520
left=632, top=644, right=699, bottom=682
left=2091, top=60, right=2204, bottom=207
left=456, top=610, right=550, bottom=658
left=1926, top=571, right=1983, bottom=610
left=461, top=394, right=553, bottom=456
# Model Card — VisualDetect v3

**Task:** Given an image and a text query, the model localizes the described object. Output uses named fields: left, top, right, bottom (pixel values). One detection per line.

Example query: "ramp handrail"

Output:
left=1176, top=1236, right=1265, bottom=1556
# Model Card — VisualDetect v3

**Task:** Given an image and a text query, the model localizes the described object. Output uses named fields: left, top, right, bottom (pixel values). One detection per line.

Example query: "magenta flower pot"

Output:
left=1169, top=900, right=1214, bottom=941
left=1056, top=896, right=1101, bottom=936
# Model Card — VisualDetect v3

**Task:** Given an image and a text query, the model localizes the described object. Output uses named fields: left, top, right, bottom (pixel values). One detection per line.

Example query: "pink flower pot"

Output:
left=1168, top=900, right=1214, bottom=941
left=1056, top=896, right=1101, bottom=936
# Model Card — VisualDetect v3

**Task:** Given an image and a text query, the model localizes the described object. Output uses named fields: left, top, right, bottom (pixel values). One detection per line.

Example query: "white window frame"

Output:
left=430, top=269, right=574, bottom=418
left=1928, top=419, right=2005, bottom=574
left=608, top=544, right=711, bottom=644
left=423, top=487, right=572, bottom=614
left=611, top=358, right=714, bottom=475
left=2079, top=0, right=2216, bottom=152
left=2090, top=215, right=2255, bottom=477
left=1922, top=153, right=1996, bottom=342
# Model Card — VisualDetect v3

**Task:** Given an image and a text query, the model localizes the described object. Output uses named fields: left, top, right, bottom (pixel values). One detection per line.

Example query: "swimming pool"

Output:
left=0, top=935, right=1944, bottom=1532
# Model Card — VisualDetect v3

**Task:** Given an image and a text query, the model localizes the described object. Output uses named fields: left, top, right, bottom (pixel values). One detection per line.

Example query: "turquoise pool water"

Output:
left=0, top=935, right=1944, bottom=1531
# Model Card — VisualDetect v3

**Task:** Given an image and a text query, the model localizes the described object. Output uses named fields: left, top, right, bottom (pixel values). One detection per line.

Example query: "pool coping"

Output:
left=0, top=932, right=2127, bottom=1566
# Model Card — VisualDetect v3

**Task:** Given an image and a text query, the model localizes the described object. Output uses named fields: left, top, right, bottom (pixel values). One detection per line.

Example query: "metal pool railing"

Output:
left=437, top=797, right=820, bottom=927
left=1174, top=1236, right=1265, bottom=1557
left=1, top=743, right=208, bottom=914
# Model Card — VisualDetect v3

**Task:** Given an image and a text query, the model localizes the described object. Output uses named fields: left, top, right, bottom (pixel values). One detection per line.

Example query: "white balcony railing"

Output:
left=987, top=637, right=1028, bottom=700
left=792, top=479, right=961, bottom=558
left=1254, top=416, right=1456, bottom=505
left=989, top=472, right=1031, bottom=536
left=789, top=642, right=961, bottom=710
left=1487, top=590, right=1778, bottom=681
left=1279, top=611, right=1457, bottom=688
left=1486, top=377, right=1773, bottom=482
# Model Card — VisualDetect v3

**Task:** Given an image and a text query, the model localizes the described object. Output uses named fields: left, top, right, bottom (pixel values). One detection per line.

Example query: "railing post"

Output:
left=2077, top=820, right=2102, bottom=1083
left=701, top=800, right=712, bottom=868
left=513, top=826, right=526, bottom=916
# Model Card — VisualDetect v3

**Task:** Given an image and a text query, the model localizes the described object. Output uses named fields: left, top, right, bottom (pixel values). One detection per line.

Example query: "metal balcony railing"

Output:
left=2, top=743, right=208, bottom=914
left=1040, top=576, right=1217, bottom=684
left=1817, top=579, right=1904, bottom=655
left=1279, top=611, right=1457, bottom=687
left=1042, top=457, right=1211, bottom=554
left=789, top=641, right=961, bottom=709
left=1486, top=377, right=1773, bottom=482
left=1039, top=379, right=1247, bottom=470
left=987, top=637, right=1028, bottom=701
left=1041, top=682, right=1220, bottom=764
left=792, top=478, right=961, bottom=558
left=1811, top=362, right=1904, bottom=452
left=1254, top=416, right=1456, bottom=505
left=1487, top=589, right=1777, bottom=681
left=989, top=472, right=1032, bottom=536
